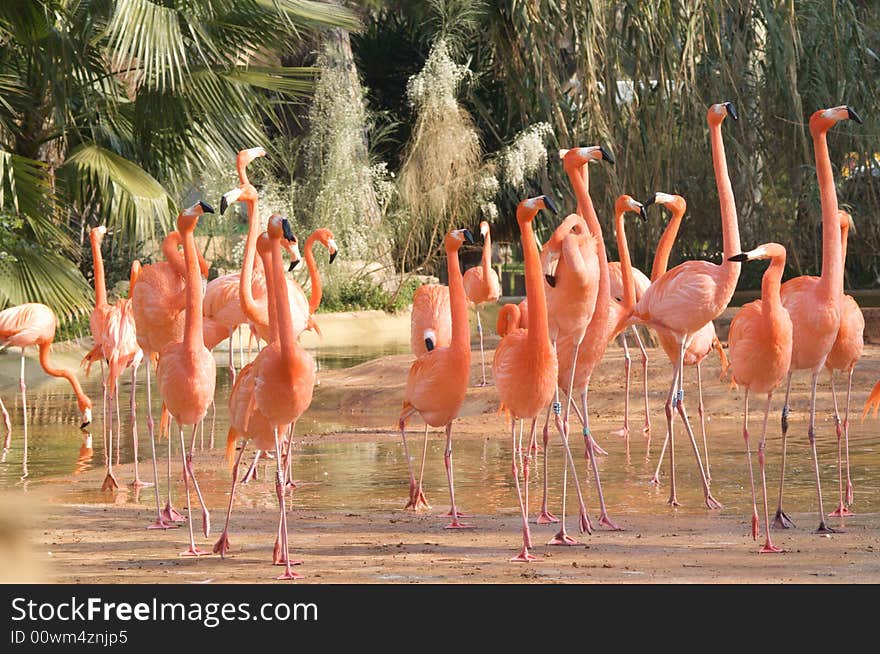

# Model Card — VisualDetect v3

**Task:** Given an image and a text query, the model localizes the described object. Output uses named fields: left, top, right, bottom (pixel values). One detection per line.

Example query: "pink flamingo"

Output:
left=493, top=195, right=559, bottom=562
left=826, top=211, right=861, bottom=518
left=644, top=193, right=729, bottom=483
left=132, top=229, right=209, bottom=529
left=552, top=146, right=621, bottom=535
left=463, top=221, right=502, bottom=386
left=156, top=201, right=217, bottom=556
left=399, top=228, right=475, bottom=526
left=628, top=102, right=741, bottom=508
left=727, top=243, right=791, bottom=553
left=774, top=106, right=859, bottom=533
left=536, top=212, right=598, bottom=533
left=0, top=303, right=93, bottom=478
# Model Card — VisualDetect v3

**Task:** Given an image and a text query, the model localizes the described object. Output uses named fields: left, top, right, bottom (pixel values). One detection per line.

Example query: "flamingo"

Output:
left=773, top=106, right=860, bottom=533
left=608, top=243, right=652, bottom=441
left=538, top=211, right=601, bottom=540
left=627, top=101, right=741, bottom=509
left=493, top=194, right=558, bottom=562
left=645, top=192, right=729, bottom=484
left=727, top=243, right=791, bottom=553
left=552, top=146, right=621, bottom=535
left=155, top=201, right=217, bottom=556
left=132, top=229, right=209, bottom=529
left=0, top=303, right=92, bottom=478
left=235, top=214, right=315, bottom=579
left=826, top=211, right=861, bottom=518
left=80, top=228, right=112, bottom=451
left=463, top=220, right=502, bottom=386
left=604, top=196, right=649, bottom=451
left=214, top=216, right=305, bottom=559
left=410, top=284, right=451, bottom=357
left=97, top=257, right=145, bottom=491
left=398, top=228, right=475, bottom=527
left=289, top=228, right=338, bottom=336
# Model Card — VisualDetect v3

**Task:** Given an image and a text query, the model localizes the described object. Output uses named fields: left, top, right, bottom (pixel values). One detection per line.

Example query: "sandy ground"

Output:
left=2, top=312, right=880, bottom=584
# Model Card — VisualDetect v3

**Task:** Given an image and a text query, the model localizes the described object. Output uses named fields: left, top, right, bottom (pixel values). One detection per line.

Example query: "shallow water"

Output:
left=1, top=348, right=877, bottom=526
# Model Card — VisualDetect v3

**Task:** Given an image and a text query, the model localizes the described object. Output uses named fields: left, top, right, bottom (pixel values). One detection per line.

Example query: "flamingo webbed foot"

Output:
left=179, top=547, right=209, bottom=557
left=510, top=548, right=537, bottom=563
left=828, top=504, right=854, bottom=518
left=536, top=510, right=559, bottom=524
left=100, top=473, right=119, bottom=491
left=705, top=494, right=723, bottom=510
left=759, top=542, right=784, bottom=554
left=548, top=530, right=580, bottom=546
left=772, top=509, right=795, bottom=529
left=146, top=518, right=178, bottom=530
left=599, top=514, right=623, bottom=531
left=815, top=522, right=840, bottom=535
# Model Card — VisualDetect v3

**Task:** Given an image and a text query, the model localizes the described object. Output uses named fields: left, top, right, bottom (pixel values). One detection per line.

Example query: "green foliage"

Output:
left=320, top=274, right=420, bottom=313
left=0, top=0, right=357, bottom=323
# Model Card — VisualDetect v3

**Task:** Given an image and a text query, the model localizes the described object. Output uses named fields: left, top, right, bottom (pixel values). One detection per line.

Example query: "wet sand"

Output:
left=2, top=314, right=880, bottom=584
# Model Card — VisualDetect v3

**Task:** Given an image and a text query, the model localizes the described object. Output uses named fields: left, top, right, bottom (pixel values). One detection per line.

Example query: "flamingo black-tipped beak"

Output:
left=220, top=196, right=229, bottom=215
left=80, top=421, right=91, bottom=430
left=728, top=253, right=749, bottom=262
left=329, top=251, right=338, bottom=264
left=846, top=106, right=863, bottom=124
left=288, top=260, right=299, bottom=271
left=463, top=229, right=475, bottom=244
left=541, top=195, right=558, bottom=215
left=425, top=338, right=435, bottom=352
left=281, top=218, right=296, bottom=243
left=545, top=274, right=557, bottom=288
left=724, top=102, right=738, bottom=121
left=599, top=146, right=615, bottom=165
left=199, top=201, right=215, bottom=214
left=638, top=204, right=648, bottom=222
left=643, top=193, right=657, bottom=207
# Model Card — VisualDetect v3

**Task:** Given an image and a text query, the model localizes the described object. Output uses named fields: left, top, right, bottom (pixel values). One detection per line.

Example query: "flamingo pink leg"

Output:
left=0, top=395, right=12, bottom=463
left=828, top=373, right=854, bottom=518
left=773, top=372, right=796, bottom=529
left=536, top=405, right=558, bottom=524
left=806, top=370, right=836, bottom=534
left=129, top=361, right=151, bottom=489
left=145, top=362, right=175, bottom=529
left=101, top=379, right=119, bottom=491
left=757, top=393, right=783, bottom=553
left=214, top=440, right=248, bottom=557
left=186, top=425, right=211, bottom=537
left=19, top=349, right=29, bottom=480
left=242, top=450, right=261, bottom=484
left=443, top=422, right=472, bottom=529
left=475, top=309, right=488, bottom=386
left=631, top=326, right=651, bottom=438
left=741, top=391, right=760, bottom=541
left=843, top=368, right=855, bottom=507
left=580, top=389, right=622, bottom=530
left=617, top=333, right=632, bottom=450
left=178, top=427, right=207, bottom=557
left=400, top=416, right=429, bottom=511
left=510, top=421, right=536, bottom=562
left=162, top=416, right=186, bottom=523
left=696, top=362, right=711, bottom=483
left=273, top=427, right=302, bottom=580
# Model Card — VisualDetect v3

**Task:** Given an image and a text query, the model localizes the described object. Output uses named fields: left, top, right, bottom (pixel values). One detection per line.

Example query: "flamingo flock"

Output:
left=0, top=100, right=873, bottom=575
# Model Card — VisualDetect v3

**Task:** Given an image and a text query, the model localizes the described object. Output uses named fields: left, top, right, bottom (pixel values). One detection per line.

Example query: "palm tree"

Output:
left=0, top=0, right=357, bottom=322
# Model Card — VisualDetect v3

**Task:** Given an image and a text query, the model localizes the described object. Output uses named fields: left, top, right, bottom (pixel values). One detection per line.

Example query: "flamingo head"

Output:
left=90, top=225, right=108, bottom=243
left=220, top=184, right=257, bottom=215
left=707, top=101, right=738, bottom=127
left=615, top=194, right=647, bottom=222
left=838, top=210, right=854, bottom=233
left=644, top=192, right=687, bottom=219
left=445, top=228, right=475, bottom=251
left=178, top=200, right=214, bottom=232
left=560, top=146, right=614, bottom=170
left=810, top=105, right=862, bottom=135
left=517, top=194, right=558, bottom=225
left=313, top=228, right=338, bottom=264
left=79, top=399, right=93, bottom=430
left=479, top=220, right=491, bottom=240
left=728, top=242, right=786, bottom=264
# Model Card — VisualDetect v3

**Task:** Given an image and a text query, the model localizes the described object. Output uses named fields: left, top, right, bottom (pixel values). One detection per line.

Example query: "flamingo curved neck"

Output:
left=181, top=225, right=205, bottom=351
left=239, top=197, right=263, bottom=324
left=270, top=233, right=296, bottom=367
left=90, top=234, right=107, bottom=309
left=709, top=120, right=741, bottom=262
left=258, top=244, right=279, bottom=344
left=762, top=255, right=787, bottom=319
left=650, top=205, right=685, bottom=281
left=615, top=210, right=636, bottom=311
left=814, top=130, right=843, bottom=297
left=38, top=342, right=89, bottom=409
left=518, top=210, right=550, bottom=349
left=305, top=232, right=323, bottom=315
left=446, top=242, right=468, bottom=350
left=481, top=230, right=492, bottom=281
left=567, top=163, right=610, bottom=332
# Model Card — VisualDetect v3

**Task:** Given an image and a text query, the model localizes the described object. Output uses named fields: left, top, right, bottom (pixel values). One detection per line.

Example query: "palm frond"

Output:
left=61, top=144, right=174, bottom=247
left=0, top=150, right=61, bottom=243
left=222, top=65, right=317, bottom=96
left=0, top=243, right=93, bottom=325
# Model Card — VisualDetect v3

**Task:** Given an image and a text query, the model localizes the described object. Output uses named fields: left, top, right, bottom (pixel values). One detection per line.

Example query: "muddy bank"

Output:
left=4, top=336, right=879, bottom=584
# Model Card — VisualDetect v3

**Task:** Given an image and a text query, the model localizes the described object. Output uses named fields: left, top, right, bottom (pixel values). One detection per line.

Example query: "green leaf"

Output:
left=0, top=243, right=93, bottom=325
left=0, top=150, right=56, bottom=231
left=61, top=143, right=175, bottom=247
left=222, top=65, right=317, bottom=97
